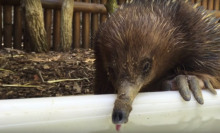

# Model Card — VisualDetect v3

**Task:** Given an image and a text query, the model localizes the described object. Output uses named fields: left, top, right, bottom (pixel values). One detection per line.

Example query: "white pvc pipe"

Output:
left=0, top=90, right=220, bottom=133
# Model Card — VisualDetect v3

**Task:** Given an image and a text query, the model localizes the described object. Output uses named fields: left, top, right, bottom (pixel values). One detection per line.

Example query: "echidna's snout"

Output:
left=112, top=109, right=128, bottom=124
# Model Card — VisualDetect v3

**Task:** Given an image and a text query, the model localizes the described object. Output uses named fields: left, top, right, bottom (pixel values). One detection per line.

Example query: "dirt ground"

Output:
left=0, top=48, right=95, bottom=99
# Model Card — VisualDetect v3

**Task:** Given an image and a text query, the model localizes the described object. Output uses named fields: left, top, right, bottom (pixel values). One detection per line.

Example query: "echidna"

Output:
left=94, top=0, right=220, bottom=127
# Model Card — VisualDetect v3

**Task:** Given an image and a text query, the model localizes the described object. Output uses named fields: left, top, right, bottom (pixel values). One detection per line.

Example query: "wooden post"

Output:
left=100, top=0, right=107, bottom=23
left=53, top=9, right=61, bottom=51
left=82, top=0, right=90, bottom=49
left=22, top=0, right=49, bottom=52
left=3, top=5, right=12, bottom=48
left=0, top=5, right=2, bottom=49
left=91, top=0, right=99, bottom=48
left=14, top=6, right=22, bottom=49
left=215, top=0, right=220, bottom=10
left=73, top=0, right=81, bottom=48
left=44, top=9, right=52, bottom=49
left=61, top=0, right=74, bottom=51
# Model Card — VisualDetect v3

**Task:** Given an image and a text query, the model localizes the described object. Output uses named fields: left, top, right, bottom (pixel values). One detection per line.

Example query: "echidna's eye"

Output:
left=142, top=60, right=151, bottom=75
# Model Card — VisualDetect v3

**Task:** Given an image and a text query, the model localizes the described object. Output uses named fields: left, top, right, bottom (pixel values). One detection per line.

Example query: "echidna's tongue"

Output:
left=116, top=124, right=121, bottom=131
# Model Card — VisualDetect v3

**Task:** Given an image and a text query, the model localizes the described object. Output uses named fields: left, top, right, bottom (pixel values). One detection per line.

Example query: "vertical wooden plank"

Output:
left=202, top=0, right=208, bottom=9
left=82, top=0, right=90, bottom=49
left=44, top=9, right=52, bottom=50
left=215, top=0, right=220, bottom=10
left=208, top=0, right=214, bottom=10
left=73, top=0, right=80, bottom=48
left=73, top=12, right=80, bottom=48
left=53, top=9, right=61, bottom=51
left=14, top=6, right=22, bottom=49
left=0, top=5, right=2, bottom=49
left=91, top=0, right=99, bottom=48
left=100, top=0, right=107, bottom=23
left=23, top=6, right=31, bottom=52
left=3, top=5, right=12, bottom=48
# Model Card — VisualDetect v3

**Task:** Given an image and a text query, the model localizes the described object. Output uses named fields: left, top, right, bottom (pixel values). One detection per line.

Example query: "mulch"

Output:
left=0, top=48, right=95, bottom=99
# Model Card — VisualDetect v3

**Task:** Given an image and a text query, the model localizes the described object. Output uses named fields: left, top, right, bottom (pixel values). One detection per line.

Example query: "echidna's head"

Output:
left=95, top=3, right=181, bottom=125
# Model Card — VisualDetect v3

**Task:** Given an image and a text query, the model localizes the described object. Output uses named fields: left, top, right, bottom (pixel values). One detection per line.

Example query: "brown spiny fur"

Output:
left=94, top=0, right=220, bottom=94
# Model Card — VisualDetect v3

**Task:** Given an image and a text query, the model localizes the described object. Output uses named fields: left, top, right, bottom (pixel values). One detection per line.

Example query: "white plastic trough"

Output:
left=0, top=90, right=220, bottom=133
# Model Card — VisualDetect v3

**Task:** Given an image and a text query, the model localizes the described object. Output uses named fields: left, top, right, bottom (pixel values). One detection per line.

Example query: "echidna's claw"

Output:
left=163, top=74, right=217, bottom=104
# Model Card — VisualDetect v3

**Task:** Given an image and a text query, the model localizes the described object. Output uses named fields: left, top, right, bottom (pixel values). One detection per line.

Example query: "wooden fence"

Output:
left=0, top=0, right=220, bottom=51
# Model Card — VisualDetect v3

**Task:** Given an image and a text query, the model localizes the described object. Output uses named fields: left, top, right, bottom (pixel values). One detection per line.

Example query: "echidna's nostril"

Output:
left=112, top=110, right=127, bottom=124
left=118, top=112, right=123, bottom=121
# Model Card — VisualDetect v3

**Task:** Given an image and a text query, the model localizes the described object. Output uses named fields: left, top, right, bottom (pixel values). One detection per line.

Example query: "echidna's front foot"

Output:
left=163, top=75, right=217, bottom=104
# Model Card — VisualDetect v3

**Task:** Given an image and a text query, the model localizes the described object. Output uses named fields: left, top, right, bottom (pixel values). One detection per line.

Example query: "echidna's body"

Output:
left=94, top=0, right=220, bottom=125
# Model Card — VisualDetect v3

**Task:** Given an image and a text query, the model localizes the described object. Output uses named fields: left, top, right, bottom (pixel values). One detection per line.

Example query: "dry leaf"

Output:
left=74, top=82, right=81, bottom=94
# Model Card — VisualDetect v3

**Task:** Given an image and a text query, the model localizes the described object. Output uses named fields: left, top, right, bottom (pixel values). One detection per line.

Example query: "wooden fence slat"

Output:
left=208, top=0, right=214, bottom=10
left=202, top=0, right=208, bottom=9
left=14, top=6, right=22, bottom=49
left=100, top=0, right=107, bottom=23
left=0, top=5, right=2, bottom=49
left=44, top=9, right=52, bottom=49
left=23, top=11, right=31, bottom=51
left=82, top=0, right=90, bottom=49
left=53, top=9, right=61, bottom=51
left=215, top=0, right=220, bottom=10
left=91, top=0, right=99, bottom=48
left=73, top=11, right=81, bottom=48
left=3, top=5, right=12, bottom=48
left=73, top=0, right=81, bottom=48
